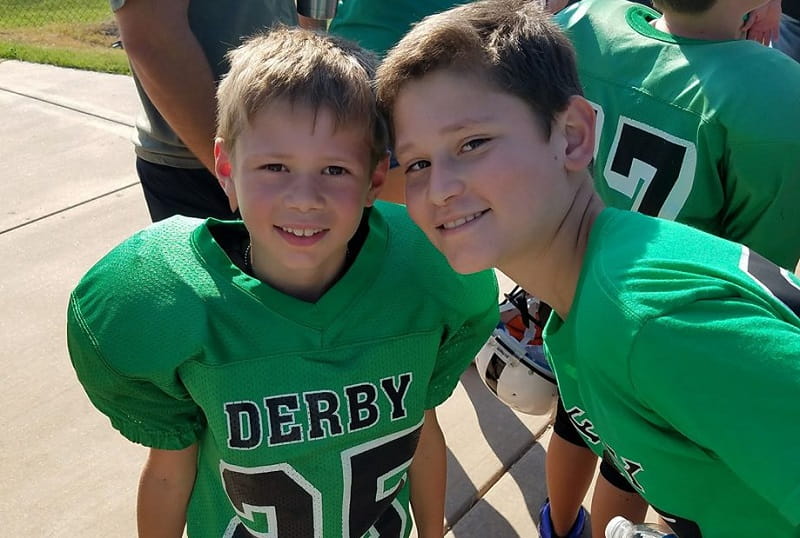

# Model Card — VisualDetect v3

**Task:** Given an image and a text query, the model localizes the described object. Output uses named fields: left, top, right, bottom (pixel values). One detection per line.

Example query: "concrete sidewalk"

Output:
left=0, top=59, right=630, bottom=537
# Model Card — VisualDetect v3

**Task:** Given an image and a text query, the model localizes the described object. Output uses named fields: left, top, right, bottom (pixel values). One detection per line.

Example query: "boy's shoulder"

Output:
left=583, top=209, right=736, bottom=306
left=581, top=209, right=800, bottom=329
left=588, top=208, right=738, bottom=275
left=68, top=216, right=230, bottom=372
left=74, top=215, right=205, bottom=293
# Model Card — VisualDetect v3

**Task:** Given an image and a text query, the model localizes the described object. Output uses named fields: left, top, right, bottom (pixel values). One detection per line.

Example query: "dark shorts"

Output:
left=553, top=396, right=637, bottom=493
left=136, top=158, right=240, bottom=222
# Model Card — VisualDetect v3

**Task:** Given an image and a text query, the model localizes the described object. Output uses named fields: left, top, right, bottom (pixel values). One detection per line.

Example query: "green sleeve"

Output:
left=630, top=300, right=800, bottom=525
left=721, top=137, right=800, bottom=270
left=67, top=293, right=203, bottom=450
left=425, top=270, right=499, bottom=409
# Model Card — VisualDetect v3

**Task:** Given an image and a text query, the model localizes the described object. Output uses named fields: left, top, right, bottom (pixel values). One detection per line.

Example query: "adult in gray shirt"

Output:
left=112, top=0, right=305, bottom=221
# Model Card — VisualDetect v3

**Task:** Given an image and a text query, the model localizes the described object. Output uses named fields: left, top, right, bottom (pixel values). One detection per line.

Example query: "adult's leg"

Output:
left=136, top=158, right=239, bottom=222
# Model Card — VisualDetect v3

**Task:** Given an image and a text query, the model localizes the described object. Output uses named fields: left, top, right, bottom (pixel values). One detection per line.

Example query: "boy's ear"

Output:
left=561, top=96, right=596, bottom=172
left=214, top=138, right=239, bottom=213
left=364, top=153, right=390, bottom=207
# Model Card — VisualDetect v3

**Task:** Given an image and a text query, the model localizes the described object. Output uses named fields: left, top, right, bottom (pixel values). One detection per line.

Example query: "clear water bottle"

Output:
left=605, top=516, right=678, bottom=538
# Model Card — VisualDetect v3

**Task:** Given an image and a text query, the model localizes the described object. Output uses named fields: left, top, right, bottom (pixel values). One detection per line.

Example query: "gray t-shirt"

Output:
left=111, top=0, right=298, bottom=168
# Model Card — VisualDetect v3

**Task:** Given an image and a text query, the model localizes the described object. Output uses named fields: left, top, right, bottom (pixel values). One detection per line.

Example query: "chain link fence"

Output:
left=2, top=0, right=115, bottom=29
left=1, top=0, right=128, bottom=73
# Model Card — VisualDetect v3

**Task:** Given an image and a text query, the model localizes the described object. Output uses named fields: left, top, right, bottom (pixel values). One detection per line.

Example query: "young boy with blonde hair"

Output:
left=67, top=27, right=498, bottom=537
left=376, top=1, right=800, bottom=536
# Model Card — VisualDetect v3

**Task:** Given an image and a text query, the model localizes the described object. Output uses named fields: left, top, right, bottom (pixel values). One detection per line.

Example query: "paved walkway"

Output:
left=0, top=59, right=634, bottom=537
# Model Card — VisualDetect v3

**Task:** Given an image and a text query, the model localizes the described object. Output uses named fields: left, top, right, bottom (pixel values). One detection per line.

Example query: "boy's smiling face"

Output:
left=392, top=69, right=574, bottom=275
left=215, top=100, right=385, bottom=299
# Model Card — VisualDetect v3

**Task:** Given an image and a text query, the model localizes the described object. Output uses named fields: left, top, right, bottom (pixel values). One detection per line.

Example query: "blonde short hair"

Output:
left=217, top=26, right=388, bottom=168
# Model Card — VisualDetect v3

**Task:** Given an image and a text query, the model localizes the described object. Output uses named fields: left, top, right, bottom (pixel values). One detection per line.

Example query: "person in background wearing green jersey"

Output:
left=543, top=0, right=800, bottom=534
left=376, top=1, right=800, bottom=536
left=67, top=27, right=498, bottom=537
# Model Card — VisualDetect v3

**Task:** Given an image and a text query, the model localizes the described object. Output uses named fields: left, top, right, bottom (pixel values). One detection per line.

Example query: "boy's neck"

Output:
left=250, top=250, right=349, bottom=303
left=653, top=6, right=747, bottom=41
left=503, top=175, right=604, bottom=321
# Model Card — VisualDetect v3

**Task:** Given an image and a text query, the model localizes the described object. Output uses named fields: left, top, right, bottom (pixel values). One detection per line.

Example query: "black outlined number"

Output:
left=221, top=462, right=323, bottom=538
left=342, top=423, right=422, bottom=537
left=602, top=115, right=696, bottom=219
left=740, top=247, right=800, bottom=317
left=220, top=421, right=422, bottom=538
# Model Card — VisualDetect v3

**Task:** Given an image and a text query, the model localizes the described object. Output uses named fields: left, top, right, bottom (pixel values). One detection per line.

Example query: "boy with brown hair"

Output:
left=546, top=0, right=800, bottom=534
left=376, top=1, right=800, bottom=536
left=67, top=27, right=498, bottom=537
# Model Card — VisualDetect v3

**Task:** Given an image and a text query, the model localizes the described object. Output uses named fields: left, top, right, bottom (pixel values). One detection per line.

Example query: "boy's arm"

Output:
left=408, top=409, right=447, bottom=538
left=632, top=302, right=800, bottom=525
left=114, top=0, right=218, bottom=172
left=137, top=444, right=198, bottom=538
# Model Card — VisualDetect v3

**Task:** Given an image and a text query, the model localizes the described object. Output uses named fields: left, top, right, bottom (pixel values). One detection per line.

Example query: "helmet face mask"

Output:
left=475, top=287, right=558, bottom=415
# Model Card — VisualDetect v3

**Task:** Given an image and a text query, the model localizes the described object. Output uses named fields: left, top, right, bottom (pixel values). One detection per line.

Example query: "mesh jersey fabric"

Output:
left=67, top=201, right=499, bottom=537
left=544, top=208, right=800, bottom=537
left=556, top=0, right=800, bottom=270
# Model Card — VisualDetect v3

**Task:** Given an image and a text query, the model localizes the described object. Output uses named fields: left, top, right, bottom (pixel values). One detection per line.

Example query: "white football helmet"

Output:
left=475, top=287, right=558, bottom=415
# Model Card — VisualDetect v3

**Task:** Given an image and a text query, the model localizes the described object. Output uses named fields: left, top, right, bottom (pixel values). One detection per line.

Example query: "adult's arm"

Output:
left=115, top=0, right=218, bottom=172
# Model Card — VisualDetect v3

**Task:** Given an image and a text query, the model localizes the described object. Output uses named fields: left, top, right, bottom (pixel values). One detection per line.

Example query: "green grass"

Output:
left=0, top=0, right=110, bottom=28
left=0, top=42, right=130, bottom=74
left=0, top=0, right=130, bottom=75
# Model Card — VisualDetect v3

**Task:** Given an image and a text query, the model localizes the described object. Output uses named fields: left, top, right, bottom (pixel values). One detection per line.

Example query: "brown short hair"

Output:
left=376, top=0, right=582, bottom=141
left=217, top=26, right=388, bottom=168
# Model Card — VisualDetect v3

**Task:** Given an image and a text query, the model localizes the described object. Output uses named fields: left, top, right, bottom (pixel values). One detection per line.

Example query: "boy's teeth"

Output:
left=443, top=212, right=482, bottom=230
left=282, top=227, right=322, bottom=237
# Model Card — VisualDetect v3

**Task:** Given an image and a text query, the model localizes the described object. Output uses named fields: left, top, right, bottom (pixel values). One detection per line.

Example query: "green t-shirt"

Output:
left=328, top=0, right=465, bottom=57
left=67, top=202, right=498, bottom=537
left=556, top=0, right=800, bottom=270
left=110, top=0, right=298, bottom=168
left=545, top=208, right=800, bottom=537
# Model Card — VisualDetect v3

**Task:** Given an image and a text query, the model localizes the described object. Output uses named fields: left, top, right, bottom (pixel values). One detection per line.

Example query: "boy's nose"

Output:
left=284, top=174, right=325, bottom=211
left=428, top=162, right=465, bottom=206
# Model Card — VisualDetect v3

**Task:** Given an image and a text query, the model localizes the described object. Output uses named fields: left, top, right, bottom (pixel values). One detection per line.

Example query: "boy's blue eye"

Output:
left=406, top=160, right=430, bottom=174
left=323, top=166, right=347, bottom=176
left=461, top=138, right=488, bottom=152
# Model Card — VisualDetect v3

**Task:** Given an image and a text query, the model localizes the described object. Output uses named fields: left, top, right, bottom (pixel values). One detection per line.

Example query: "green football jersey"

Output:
left=544, top=208, right=800, bottom=537
left=329, top=0, right=465, bottom=57
left=556, top=0, right=800, bottom=270
left=67, top=202, right=498, bottom=537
